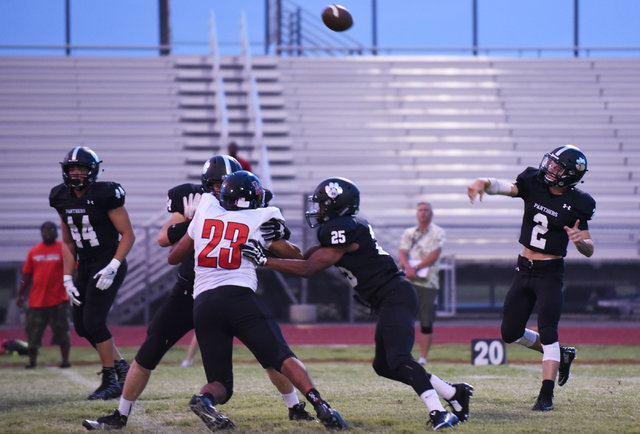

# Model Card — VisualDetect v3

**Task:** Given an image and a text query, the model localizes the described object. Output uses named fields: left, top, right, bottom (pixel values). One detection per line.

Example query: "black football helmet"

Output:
left=305, top=177, right=360, bottom=228
left=219, top=171, right=265, bottom=211
left=538, top=145, right=588, bottom=188
left=201, top=155, right=242, bottom=193
left=60, top=146, right=101, bottom=190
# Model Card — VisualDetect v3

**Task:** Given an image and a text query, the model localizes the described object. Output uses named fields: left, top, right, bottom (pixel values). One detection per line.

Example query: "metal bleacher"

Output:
left=1, top=53, right=640, bottom=323
left=278, top=56, right=640, bottom=260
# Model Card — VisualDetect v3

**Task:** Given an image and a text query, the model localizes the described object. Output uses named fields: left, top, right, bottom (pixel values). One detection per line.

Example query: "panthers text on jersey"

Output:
left=49, top=182, right=126, bottom=262
left=515, top=167, right=596, bottom=257
left=187, top=201, right=284, bottom=299
left=317, top=215, right=402, bottom=303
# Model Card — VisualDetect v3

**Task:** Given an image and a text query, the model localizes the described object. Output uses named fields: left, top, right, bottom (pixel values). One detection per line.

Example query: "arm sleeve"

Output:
left=167, top=221, right=191, bottom=244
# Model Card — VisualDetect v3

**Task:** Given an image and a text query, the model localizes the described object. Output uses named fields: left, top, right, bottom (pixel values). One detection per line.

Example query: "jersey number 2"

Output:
left=530, top=213, right=548, bottom=249
left=197, top=219, right=249, bottom=269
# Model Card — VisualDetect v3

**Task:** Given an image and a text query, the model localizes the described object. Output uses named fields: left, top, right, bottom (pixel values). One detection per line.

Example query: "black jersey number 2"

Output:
left=530, top=212, right=548, bottom=250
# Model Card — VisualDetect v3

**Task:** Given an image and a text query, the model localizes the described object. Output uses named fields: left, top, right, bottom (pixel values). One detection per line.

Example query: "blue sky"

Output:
left=1, top=0, right=639, bottom=57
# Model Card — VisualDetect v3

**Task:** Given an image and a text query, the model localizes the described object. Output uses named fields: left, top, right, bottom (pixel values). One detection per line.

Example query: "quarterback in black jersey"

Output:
left=468, top=145, right=595, bottom=412
left=83, top=156, right=314, bottom=431
left=50, top=146, right=135, bottom=401
left=242, top=177, right=473, bottom=431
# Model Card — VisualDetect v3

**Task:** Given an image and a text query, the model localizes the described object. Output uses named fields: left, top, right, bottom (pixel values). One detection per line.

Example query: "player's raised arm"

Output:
left=467, top=177, right=517, bottom=203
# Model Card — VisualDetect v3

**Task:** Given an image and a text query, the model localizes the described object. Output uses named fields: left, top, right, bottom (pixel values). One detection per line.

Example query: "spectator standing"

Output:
left=227, top=141, right=253, bottom=171
left=16, top=221, right=71, bottom=369
left=50, top=146, right=135, bottom=400
left=398, top=202, right=445, bottom=365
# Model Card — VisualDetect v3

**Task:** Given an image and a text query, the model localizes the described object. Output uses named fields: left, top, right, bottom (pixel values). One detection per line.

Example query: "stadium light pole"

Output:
left=372, top=0, right=377, bottom=56
left=573, top=0, right=579, bottom=57
left=159, top=0, right=171, bottom=56
left=472, top=0, right=478, bottom=56
left=65, top=0, right=70, bottom=56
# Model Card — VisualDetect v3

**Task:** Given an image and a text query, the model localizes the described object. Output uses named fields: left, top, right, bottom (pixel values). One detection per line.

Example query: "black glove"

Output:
left=241, top=239, right=268, bottom=266
left=260, top=218, right=291, bottom=241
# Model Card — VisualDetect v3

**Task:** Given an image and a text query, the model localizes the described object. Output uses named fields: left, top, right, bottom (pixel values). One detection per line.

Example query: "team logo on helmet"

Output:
left=575, top=156, right=587, bottom=172
left=325, top=182, right=343, bottom=199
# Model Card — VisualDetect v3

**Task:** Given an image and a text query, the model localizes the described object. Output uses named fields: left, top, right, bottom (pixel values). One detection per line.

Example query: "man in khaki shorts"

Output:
left=398, top=202, right=445, bottom=365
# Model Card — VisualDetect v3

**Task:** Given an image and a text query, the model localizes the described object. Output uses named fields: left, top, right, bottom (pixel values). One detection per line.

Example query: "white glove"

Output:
left=182, top=192, right=202, bottom=220
left=93, top=258, right=121, bottom=290
left=63, top=275, right=81, bottom=306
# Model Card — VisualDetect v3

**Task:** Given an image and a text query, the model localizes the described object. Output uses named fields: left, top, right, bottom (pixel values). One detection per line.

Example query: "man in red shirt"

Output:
left=16, top=221, right=71, bottom=369
left=227, top=141, right=253, bottom=172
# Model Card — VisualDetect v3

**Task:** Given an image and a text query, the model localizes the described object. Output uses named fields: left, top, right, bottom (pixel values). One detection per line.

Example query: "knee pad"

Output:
left=421, top=326, right=432, bottom=334
left=542, top=342, right=560, bottom=362
left=515, top=329, right=537, bottom=347
left=372, top=357, right=386, bottom=378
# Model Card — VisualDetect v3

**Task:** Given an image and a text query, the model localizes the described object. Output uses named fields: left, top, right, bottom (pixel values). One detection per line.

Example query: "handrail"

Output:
left=2, top=43, right=640, bottom=57
left=208, top=11, right=229, bottom=141
left=240, top=12, right=273, bottom=190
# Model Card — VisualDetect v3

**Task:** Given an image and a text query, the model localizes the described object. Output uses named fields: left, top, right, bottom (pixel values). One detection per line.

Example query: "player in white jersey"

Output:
left=168, top=171, right=347, bottom=431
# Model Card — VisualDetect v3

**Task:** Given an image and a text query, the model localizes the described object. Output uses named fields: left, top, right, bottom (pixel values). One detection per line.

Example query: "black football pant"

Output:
left=371, top=276, right=433, bottom=395
left=72, top=258, right=127, bottom=345
left=135, top=279, right=194, bottom=370
left=501, top=255, right=565, bottom=345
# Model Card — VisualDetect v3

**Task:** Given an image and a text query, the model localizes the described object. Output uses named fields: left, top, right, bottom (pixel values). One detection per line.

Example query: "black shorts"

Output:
left=193, top=285, right=295, bottom=391
left=25, top=302, right=70, bottom=349
left=501, top=255, right=564, bottom=345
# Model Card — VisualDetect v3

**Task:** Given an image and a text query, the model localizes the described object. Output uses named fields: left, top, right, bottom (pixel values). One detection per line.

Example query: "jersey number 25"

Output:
left=197, top=219, right=249, bottom=269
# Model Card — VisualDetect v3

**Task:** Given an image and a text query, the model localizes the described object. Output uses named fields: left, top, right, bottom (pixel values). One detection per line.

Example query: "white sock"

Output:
left=420, top=389, right=445, bottom=413
left=429, top=375, right=456, bottom=401
left=281, top=390, right=300, bottom=408
left=118, top=398, right=135, bottom=417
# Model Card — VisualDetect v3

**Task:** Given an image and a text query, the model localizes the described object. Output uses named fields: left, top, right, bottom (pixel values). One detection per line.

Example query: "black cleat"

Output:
left=189, top=394, right=235, bottom=431
left=444, top=383, right=473, bottom=423
left=82, top=409, right=127, bottom=430
left=428, top=410, right=460, bottom=431
left=87, top=368, right=122, bottom=400
left=314, top=400, right=348, bottom=430
left=288, top=402, right=316, bottom=421
left=558, top=346, right=576, bottom=386
left=114, top=359, right=130, bottom=391
left=532, top=395, right=554, bottom=412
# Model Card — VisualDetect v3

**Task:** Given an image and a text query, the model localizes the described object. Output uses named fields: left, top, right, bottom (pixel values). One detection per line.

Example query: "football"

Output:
left=321, top=4, right=353, bottom=32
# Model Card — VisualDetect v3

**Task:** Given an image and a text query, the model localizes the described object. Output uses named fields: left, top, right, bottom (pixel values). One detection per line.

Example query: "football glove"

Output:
left=93, top=258, right=121, bottom=290
left=260, top=218, right=291, bottom=241
left=182, top=192, right=202, bottom=220
left=241, top=239, right=268, bottom=266
left=63, top=275, right=81, bottom=306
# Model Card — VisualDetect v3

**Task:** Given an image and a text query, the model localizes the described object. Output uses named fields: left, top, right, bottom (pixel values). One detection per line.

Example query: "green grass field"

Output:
left=1, top=344, right=638, bottom=433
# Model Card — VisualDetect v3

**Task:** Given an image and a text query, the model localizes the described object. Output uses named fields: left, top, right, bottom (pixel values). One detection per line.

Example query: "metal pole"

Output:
left=65, top=0, right=70, bottom=56
left=372, top=0, right=378, bottom=55
left=159, top=0, right=170, bottom=55
left=472, top=0, right=478, bottom=56
left=574, top=0, right=579, bottom=57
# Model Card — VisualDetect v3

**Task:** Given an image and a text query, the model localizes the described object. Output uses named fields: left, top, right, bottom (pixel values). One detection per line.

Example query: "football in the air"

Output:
left=322, top=4, right=353, bottom=32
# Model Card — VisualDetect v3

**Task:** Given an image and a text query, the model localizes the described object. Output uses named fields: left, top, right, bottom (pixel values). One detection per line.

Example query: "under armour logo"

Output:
left=563, top=204, right=571, bottom=211
left=87, top=200, right=94, bottom=205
